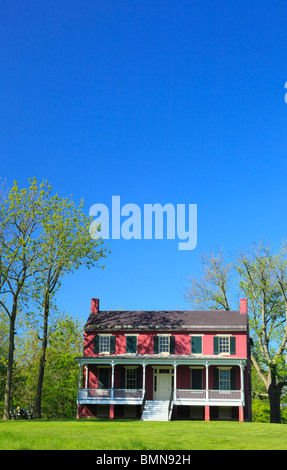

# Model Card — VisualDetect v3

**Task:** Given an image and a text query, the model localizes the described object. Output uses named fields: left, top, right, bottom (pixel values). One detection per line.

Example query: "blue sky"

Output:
left=1, top=1, right=287, bottom=321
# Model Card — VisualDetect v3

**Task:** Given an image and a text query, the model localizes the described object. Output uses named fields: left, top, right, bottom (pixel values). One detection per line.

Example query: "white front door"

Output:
left=154, top=369, right=173, bottom=400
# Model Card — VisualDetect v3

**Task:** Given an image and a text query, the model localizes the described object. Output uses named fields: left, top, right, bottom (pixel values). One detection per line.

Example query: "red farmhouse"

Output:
left=75, top=298, right=251, bottom=421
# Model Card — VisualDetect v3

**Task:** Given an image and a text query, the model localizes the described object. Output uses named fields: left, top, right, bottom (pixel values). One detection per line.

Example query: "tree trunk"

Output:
left=3, top=297, right=17, bottom=420
left=268, top=367, right=281, bottom=424
left=35, top=297, right=49, bottom=418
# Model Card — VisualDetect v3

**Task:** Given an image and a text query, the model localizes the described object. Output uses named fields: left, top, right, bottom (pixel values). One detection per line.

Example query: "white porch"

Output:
left=75, top=355, right=247, bottom=416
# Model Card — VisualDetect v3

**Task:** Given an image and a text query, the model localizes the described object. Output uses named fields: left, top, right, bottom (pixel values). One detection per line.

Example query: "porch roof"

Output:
left=75, top=354, right=247, bottom=366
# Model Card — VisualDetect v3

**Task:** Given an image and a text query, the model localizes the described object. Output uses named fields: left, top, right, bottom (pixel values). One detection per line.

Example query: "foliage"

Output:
left=185, top=243, right=287, bottom=423
left=0, top=177, right=107, bottom=419
left=2, top=313, right=83, bottom=418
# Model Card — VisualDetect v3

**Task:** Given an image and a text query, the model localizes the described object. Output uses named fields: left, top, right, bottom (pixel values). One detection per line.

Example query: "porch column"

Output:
left=205, top=362, right=210, bottom=421
left=240, top=362, right=245, bottom=403
left=239, top=362, right=245, bottom=422
left=85, top=365, right=89, bottom=389
left=111, top=361, right=115, bottom=400
left=173, top=362, right=177, bottom=401
left=142, top=363, right=146, bottom=397
left=205, top=362, right=209, bottom=401
left=78, top=363, right=82, bottom=388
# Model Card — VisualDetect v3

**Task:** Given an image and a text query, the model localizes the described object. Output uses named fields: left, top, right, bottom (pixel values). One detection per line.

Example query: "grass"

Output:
left=0, top=419, right=286, bottom=450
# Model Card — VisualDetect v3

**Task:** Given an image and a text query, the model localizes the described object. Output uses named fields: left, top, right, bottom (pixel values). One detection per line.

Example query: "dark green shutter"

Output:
left=153, top=336, right=159, bottom=354
left=191, top=336, right=202, bottom=354
left=214, top=368, right=219, bottom=390
left=230, top=337, right=236, bottom=355
left=120, top=368, right=125, bottom=388
left=94, top=335, right=99, bottom=354
left=231, top=368, right=236, bottom=390
left=213, top=337, right=219, bottom=355
left=110, top=336, right=116, bottom=354
left=126, top=336, right=137, bottom=353
left=191, top=369, right=203, bottom=390
left=170, top=336, right=175, bottom=354
left=98, top=368, right=110, bottom=389
left=136, top=367, right=142, bottom=389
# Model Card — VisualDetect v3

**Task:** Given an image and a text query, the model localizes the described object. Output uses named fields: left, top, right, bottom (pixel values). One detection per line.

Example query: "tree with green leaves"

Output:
left=185, top=243, right=287, bottom=423
left=237, top=243, right=287, bottom=423
left=0, top=178, right=53, bottom=419
left=32, top=193, right=106, bottom=418
left=0, top=178, right=107, bottom=419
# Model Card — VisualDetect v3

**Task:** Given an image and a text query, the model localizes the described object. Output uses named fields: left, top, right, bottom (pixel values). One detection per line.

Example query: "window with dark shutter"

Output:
left=213, top=337, right=219, bottom=355
left=191, top=336, right=202, bottom=354
left=214, top=368, right=219, bottom=389
left=94, top=335, right=99, bottom=354
left=191, top=369, right=203, bottom=389
left=110, top=336, right=116, bottom=354
left=126, top=336, right=137, bottom=354
left=230, top=337, right=236, bottom=355
left=98, top=368, right=110, bottom=389
left=170, top=335, right=175, bottom=354
left=153, top=336, right=159, bottom=354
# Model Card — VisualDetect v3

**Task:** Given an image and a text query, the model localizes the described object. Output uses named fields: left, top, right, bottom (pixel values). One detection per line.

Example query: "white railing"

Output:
left=78, top=388, right=144, bottom=401
left=208, top=390, right=242, bottom=401
left=175, top=389, right=243, bottom=403
left=78, top=388, right=243, bottom=404
left=175, top=389, right=207, bottom=400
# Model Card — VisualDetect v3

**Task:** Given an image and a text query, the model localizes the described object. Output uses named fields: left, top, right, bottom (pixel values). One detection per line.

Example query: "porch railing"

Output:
left=78, top=388, right=243, bottom=404
left=175, top=389, right=243, bottom=402
left=78, top=388, right=144, bottom=401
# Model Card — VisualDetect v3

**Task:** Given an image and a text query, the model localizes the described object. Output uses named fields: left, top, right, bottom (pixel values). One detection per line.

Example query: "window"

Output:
left=159, top=336, right=170, bottom=353
left=99, top=336, right=110, bottom=354
left=126, top=368, right=137, bottom=389
left=213, top=336, right=236, bottom=355
left=191, top=368, right=203, bottom=390
left=94, top=335, right=116, bottom=354
left=219, top=337, right=230, bottom=354
left=191, top=336, right=202, bottom=354
left=126, top=335, right=137, bottom=354
left=154, top=335, right=175, bottom=354
left=219, top=369, right=230, bottom=390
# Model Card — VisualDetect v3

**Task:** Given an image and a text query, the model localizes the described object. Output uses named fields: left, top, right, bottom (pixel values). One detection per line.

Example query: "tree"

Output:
left=238, top=243, right=287, bottom=423
left=185, top=243, right=287, bottom=423
left=32, top=193, right=106, bottom=418
left=0, top=178, right=107, bottom=419
left=0, top=179, right=53, bottom=419
left=184, top=249, right=235, bottom=311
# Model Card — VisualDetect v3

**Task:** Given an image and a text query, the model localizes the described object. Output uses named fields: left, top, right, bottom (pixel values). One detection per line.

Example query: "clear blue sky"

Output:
left=1, top=1, right=287, bottom=321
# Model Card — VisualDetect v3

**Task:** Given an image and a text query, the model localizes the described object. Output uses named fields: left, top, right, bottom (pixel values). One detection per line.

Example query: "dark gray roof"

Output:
left=84, top=309, right=248, bottom=332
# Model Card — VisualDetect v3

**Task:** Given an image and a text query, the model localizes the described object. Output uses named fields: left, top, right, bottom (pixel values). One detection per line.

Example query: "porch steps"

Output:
left=141, top=400, right=170, bottom=421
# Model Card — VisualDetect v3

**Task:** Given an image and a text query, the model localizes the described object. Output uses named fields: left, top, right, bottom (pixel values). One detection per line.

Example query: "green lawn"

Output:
left=0, top=419, right=286, bottom=450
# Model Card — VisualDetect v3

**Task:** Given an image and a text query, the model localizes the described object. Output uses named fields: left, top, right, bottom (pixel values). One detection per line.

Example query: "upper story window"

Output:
left=191, top=336, right=202, bottom=354
left=94, top=335, right=116, bottom=354
left=99, top=335, right=110, bottom=354
left=213, top=336, right=236, bottom=355
left=153, top=335, right=175, bottom=354
left=159, top=336, right=170, bottom=353
left=219, top=336, right=230, bottom=354
left=125, top=335, right=138, bottom=354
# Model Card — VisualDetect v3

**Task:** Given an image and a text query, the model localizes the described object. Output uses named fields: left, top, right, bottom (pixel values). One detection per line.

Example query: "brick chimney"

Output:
left=240, top=298, right=247, bottom=314
left=91, top=298, right=99, bottom=314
